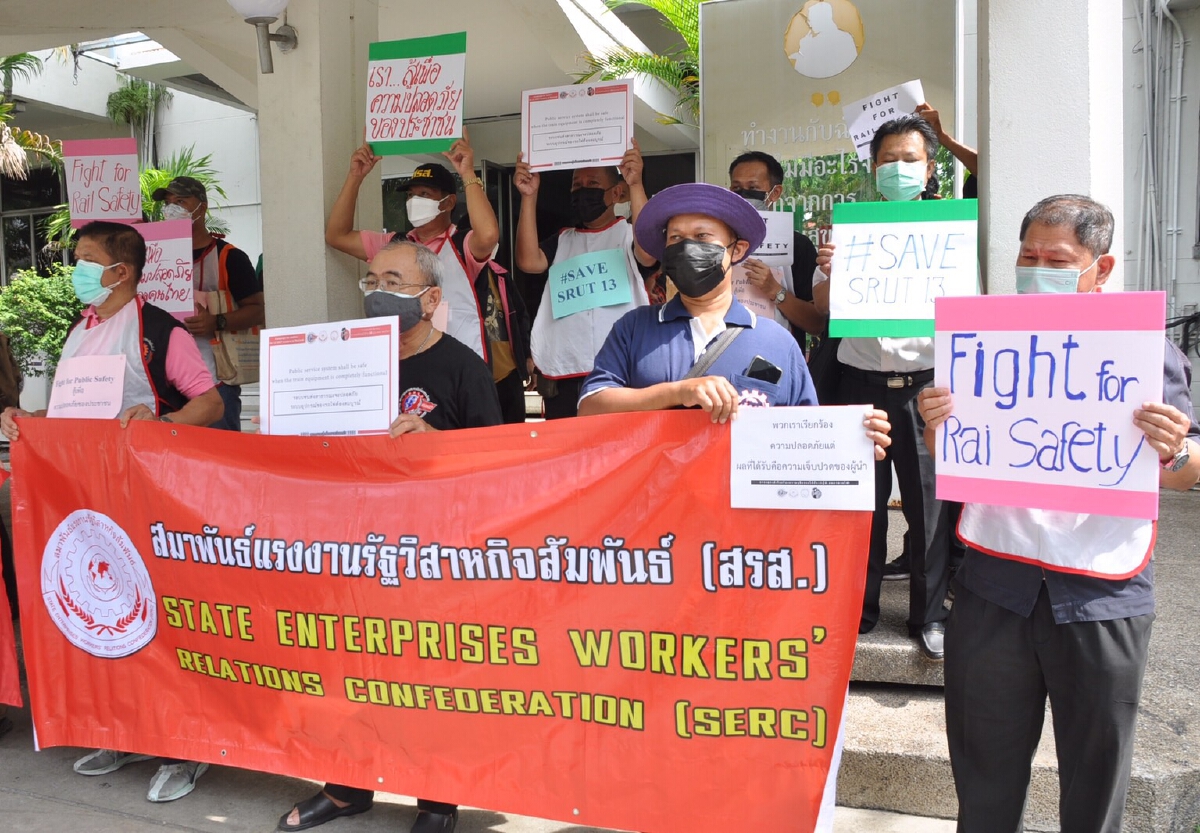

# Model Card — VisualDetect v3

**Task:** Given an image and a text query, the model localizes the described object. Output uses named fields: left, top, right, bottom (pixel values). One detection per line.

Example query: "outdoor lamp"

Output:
left=227, top=0, right=298, bottom=74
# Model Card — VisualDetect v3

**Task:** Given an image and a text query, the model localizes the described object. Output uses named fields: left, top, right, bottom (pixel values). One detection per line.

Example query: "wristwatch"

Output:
left=160, top=415, right=173, bottom=423
left=215, top=313, right=227, bottom=332
left=1161, top=443, right=1190, bottom=472
left=773, top=288, right=787, bottom=305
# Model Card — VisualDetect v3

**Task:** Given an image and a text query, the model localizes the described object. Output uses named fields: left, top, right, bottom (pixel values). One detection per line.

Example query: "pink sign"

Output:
left=933, top=292, right=1166, bottom=519
left=134, top=220, right=194, bottom=320
left=47, top=354, right=126, bottom=420
left=61, top=138, right=141, bottom=228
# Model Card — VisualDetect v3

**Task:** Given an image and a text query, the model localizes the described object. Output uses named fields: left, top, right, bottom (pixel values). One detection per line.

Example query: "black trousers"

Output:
left=835, top=370, right=953, bottom=633
left=495, top=370, right=526, bottom=425
left=945, top=583, right=1152, bottom=833
left=541, top=376, right=583, bottom=420
left=323, top=783, right=456, bottom=815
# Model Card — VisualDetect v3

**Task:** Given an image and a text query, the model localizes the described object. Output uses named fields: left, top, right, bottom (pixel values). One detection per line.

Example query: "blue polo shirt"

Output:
left=580, top=296, right=817, bottom=407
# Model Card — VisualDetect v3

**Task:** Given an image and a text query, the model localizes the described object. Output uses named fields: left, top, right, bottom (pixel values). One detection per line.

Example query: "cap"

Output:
left=397, top=163, right=457, bottom=195
left=634, top=182, right=767, bottom=263
left=151, top=176, right=208, bottom=203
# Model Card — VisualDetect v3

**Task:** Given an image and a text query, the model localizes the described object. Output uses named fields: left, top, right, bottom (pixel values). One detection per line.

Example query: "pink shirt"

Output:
left=360, top=227, right=487, bottom=276
left=82, top=301, right=217, bottom=399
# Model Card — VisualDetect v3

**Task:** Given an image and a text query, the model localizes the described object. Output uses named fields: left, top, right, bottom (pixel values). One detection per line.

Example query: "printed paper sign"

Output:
left=521, top=80, right=634, bottom=172
left=934, top=292, right=1166, bottom=519
left=260, top=316, right=400, bottom=436
left=842, top=80, right=925, bottom=162
left=731, top=264, right=777, bottom=319
left=46, top=354, right=126, bottom=420
left=548, top=248, right=631, bottom=319
left=134, top=220, right=193, bottom=320
left=366, top=32, right=466, bottom=156
left=829, top=199, right=978, bottom=338
left=731, top=405, right=875, bottom=511
left=61, top=138, right=141, bottom=227
left=750, top=210, right=794, bottom=268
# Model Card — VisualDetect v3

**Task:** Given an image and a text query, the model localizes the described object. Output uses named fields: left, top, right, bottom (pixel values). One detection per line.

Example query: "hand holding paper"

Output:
left=619, top=138, right=644, bottom=188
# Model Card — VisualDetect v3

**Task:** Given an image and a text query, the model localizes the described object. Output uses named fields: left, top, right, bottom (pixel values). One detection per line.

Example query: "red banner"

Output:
left=11, top=414, right=869, bottom=833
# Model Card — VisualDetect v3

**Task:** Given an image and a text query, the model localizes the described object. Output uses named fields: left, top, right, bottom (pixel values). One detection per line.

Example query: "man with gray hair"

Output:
left=918, top=194, right=1200, bottom=832
left=278, top=239, right=501, bottom=833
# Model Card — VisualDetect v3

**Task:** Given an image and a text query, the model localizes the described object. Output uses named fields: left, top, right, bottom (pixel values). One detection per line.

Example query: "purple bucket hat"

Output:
left=634, top=182, right=767, bottom=263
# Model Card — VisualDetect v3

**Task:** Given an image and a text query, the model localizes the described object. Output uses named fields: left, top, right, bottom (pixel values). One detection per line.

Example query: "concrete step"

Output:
left=851, top=579, right=944, bottom=687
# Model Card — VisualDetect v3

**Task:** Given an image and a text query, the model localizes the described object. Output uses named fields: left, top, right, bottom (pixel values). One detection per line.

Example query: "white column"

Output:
left=977, top=0, right=1124, bottom=293
left=257, top=0, right=380, bottom=327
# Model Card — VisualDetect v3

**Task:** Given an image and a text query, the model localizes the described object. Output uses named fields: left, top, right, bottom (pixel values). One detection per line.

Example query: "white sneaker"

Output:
left=146, top=761, right=209, bottom=802
left=73, top=749, right=153, bottom=776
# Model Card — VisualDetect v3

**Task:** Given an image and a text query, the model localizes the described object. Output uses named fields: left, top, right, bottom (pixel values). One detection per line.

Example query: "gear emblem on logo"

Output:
left=41, top=510, right=157, bottom=658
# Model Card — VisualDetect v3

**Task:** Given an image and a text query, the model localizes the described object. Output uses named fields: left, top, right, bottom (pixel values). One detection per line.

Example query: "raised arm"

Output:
left=514, top=152, right=549, bottom=274
left=325, top=141, right=382, bottom=261
left=444, top=129, right=499, bottom=261
left=621, top=138, right=656, bottom=268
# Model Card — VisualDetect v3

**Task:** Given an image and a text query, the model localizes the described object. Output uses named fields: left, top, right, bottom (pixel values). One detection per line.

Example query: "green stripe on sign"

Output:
left=832, top=199, right=978, bottom=225
left=828, top=318, right=935, bottom=338
left=369, top=32, right=467, bottom=61
left=370, top=139, right=456, bottom=156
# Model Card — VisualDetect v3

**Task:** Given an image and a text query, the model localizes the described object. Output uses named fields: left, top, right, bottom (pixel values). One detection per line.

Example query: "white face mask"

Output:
left=406, top=195, right=447, bottom=228
left=162, top=203, right=196, bottom=222
left=613, top=200, right=632, bottom=219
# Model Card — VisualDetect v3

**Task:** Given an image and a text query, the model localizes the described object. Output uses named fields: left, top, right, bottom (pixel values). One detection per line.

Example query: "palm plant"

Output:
left=1, top=52, right=43, bottom=104
left=575, top=0, right=700, bottom=126
left=106, top=76, right=173, bottom=169
left=0, top=100, right=59, bottom=180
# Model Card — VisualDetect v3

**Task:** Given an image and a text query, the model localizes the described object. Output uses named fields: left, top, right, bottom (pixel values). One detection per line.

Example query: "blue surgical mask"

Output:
left=1015, top=257, right=1101, bottom=295
left=72, top=260, right=124, bottom=306
left=875, top=160, right=927, bottom=202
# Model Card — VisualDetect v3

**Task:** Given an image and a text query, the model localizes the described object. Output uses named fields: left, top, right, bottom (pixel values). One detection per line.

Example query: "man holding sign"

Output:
left=812, top=114, right=956, bottom=657
left=918, top=195, right=1200, bottom=833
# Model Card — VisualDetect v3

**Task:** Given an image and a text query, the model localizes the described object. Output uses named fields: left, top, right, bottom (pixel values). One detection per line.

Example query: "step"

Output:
left=851, top=580, right=945, bottom=687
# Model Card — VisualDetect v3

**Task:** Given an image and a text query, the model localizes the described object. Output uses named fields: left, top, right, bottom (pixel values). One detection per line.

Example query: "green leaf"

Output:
left=0, top=264, right=84, bottom=377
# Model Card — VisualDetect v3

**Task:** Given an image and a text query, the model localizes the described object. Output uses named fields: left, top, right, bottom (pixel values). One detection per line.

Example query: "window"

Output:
left=0, top=165, right=66, bottom=282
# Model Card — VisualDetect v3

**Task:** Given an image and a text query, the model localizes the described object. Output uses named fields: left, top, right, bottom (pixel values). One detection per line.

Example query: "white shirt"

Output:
left=812, top=266, right=934, bottom=372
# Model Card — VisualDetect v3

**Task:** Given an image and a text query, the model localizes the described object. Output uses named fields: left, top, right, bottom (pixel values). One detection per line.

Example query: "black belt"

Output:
left=841, top=366, right=934, bottom=389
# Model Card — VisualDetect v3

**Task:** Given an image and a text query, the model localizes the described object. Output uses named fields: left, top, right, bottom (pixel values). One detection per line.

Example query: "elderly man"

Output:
left=515, top=142, right=656, bottom=418
left=154, top=176, right=265, bottom=431
left=918, top=195, right=1200, bottom=833
left=2, top=220, right=223, bottom=803
left=279, top=240, right=500, bottom=833
left=812, top=114, right=955, bottom=658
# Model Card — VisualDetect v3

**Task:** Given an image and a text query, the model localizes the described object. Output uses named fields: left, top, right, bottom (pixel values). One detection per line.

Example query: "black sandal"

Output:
left=277, top=791, right=373, bottom=831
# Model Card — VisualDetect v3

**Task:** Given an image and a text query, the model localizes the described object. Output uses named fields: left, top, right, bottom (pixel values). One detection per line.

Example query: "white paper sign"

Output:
left=521, top=80, right=634, bottom=172
left=751, top=210, right=794, bottom=268
left=47, top=355, right=126, bottom=420
left=61, top=138, right=141, bottom=227
left=260, top=317, right=400, bottom=437
left=842, top=80, right=925, bottom=162
left=731, top=406, right=875, bottom=511
left=134, top=220, right=194, bottom=320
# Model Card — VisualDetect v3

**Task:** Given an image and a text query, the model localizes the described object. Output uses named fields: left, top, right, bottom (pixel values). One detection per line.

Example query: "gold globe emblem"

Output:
left=784, top=0, right=866, bottom=80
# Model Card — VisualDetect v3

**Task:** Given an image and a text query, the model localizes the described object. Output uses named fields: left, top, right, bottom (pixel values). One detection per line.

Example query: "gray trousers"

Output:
left=945, top=583, right=1153, bottom=833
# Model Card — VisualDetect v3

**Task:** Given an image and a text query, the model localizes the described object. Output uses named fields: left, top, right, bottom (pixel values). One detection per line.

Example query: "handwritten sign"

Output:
left=548, top=249, right=632, bottom=319
left=366, top=32, right=466, bottom=156
left=47, top=354, right=126, bottom=419
left=933, top=292, right=1166, bottom=520
left=521, top=80, right=633, bottom=172
left=133, top=220, right=193, bottom=320
left=61, top=139, right=141, bottom=228
left=731, top=406, right=876, bottom=511
left=842, top=80, right=924, bottom=162
left=829, top=200, right=978, bottom=338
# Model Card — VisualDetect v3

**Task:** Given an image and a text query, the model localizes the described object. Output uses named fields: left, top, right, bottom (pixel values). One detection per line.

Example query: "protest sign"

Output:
left=731, top=406, right=875, bottom=511
left=134, top=220, right=193, bottom=319
left=829, top=199, right=977, bottom=338
left=731, top=264, right=777, bottom=319
left=46, top=355, right=126, bottom=420
left=522, top=80, right=633, bottom=172
left=548, top=248, right=631, bottom=319
left=751, top=210, right=794, bottom=268
left=842, top=80, right=925, bottom=162
left=366, top=32, right=466, bottom=155
left=61, top=138, right=141, bottom=227
left=933, top=292, right=1166, bottom=519
left=260, top=317, right=400, bottom=436
left=10, top=413, right=870, bottom=833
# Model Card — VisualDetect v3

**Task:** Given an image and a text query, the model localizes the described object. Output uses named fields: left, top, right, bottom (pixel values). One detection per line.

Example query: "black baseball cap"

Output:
left=152, top=176, right=208, bottom=203
left=397, top=163, right=457, bottom=195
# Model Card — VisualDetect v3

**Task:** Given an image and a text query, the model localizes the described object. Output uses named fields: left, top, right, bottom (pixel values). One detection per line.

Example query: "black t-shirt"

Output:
left=789, top=230, right=819, bottom=340
left=399, top=333, right=504, bottom=431
left=194, top=239, right=262, bottom=304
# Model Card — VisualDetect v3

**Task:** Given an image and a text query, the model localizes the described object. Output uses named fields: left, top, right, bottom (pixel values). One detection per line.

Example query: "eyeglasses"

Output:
left=359, top=278, right=430, bottom=293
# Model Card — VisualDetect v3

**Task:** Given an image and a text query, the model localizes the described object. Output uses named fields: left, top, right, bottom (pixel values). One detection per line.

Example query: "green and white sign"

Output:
left=366, top=32, right=466, bottom=156
left=829, top=199, right=978, bottom=338
left=548, top=249, right=631, bottom=319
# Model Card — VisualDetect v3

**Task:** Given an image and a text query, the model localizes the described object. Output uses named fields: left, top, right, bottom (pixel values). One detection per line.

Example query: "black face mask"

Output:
left=570, top=187, right=610, bottom=225
left=732, top=188, right=770, bottom=210
left=662, top=239, right=733, bottom=298
left=364, top=289, right=426, bottom=331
